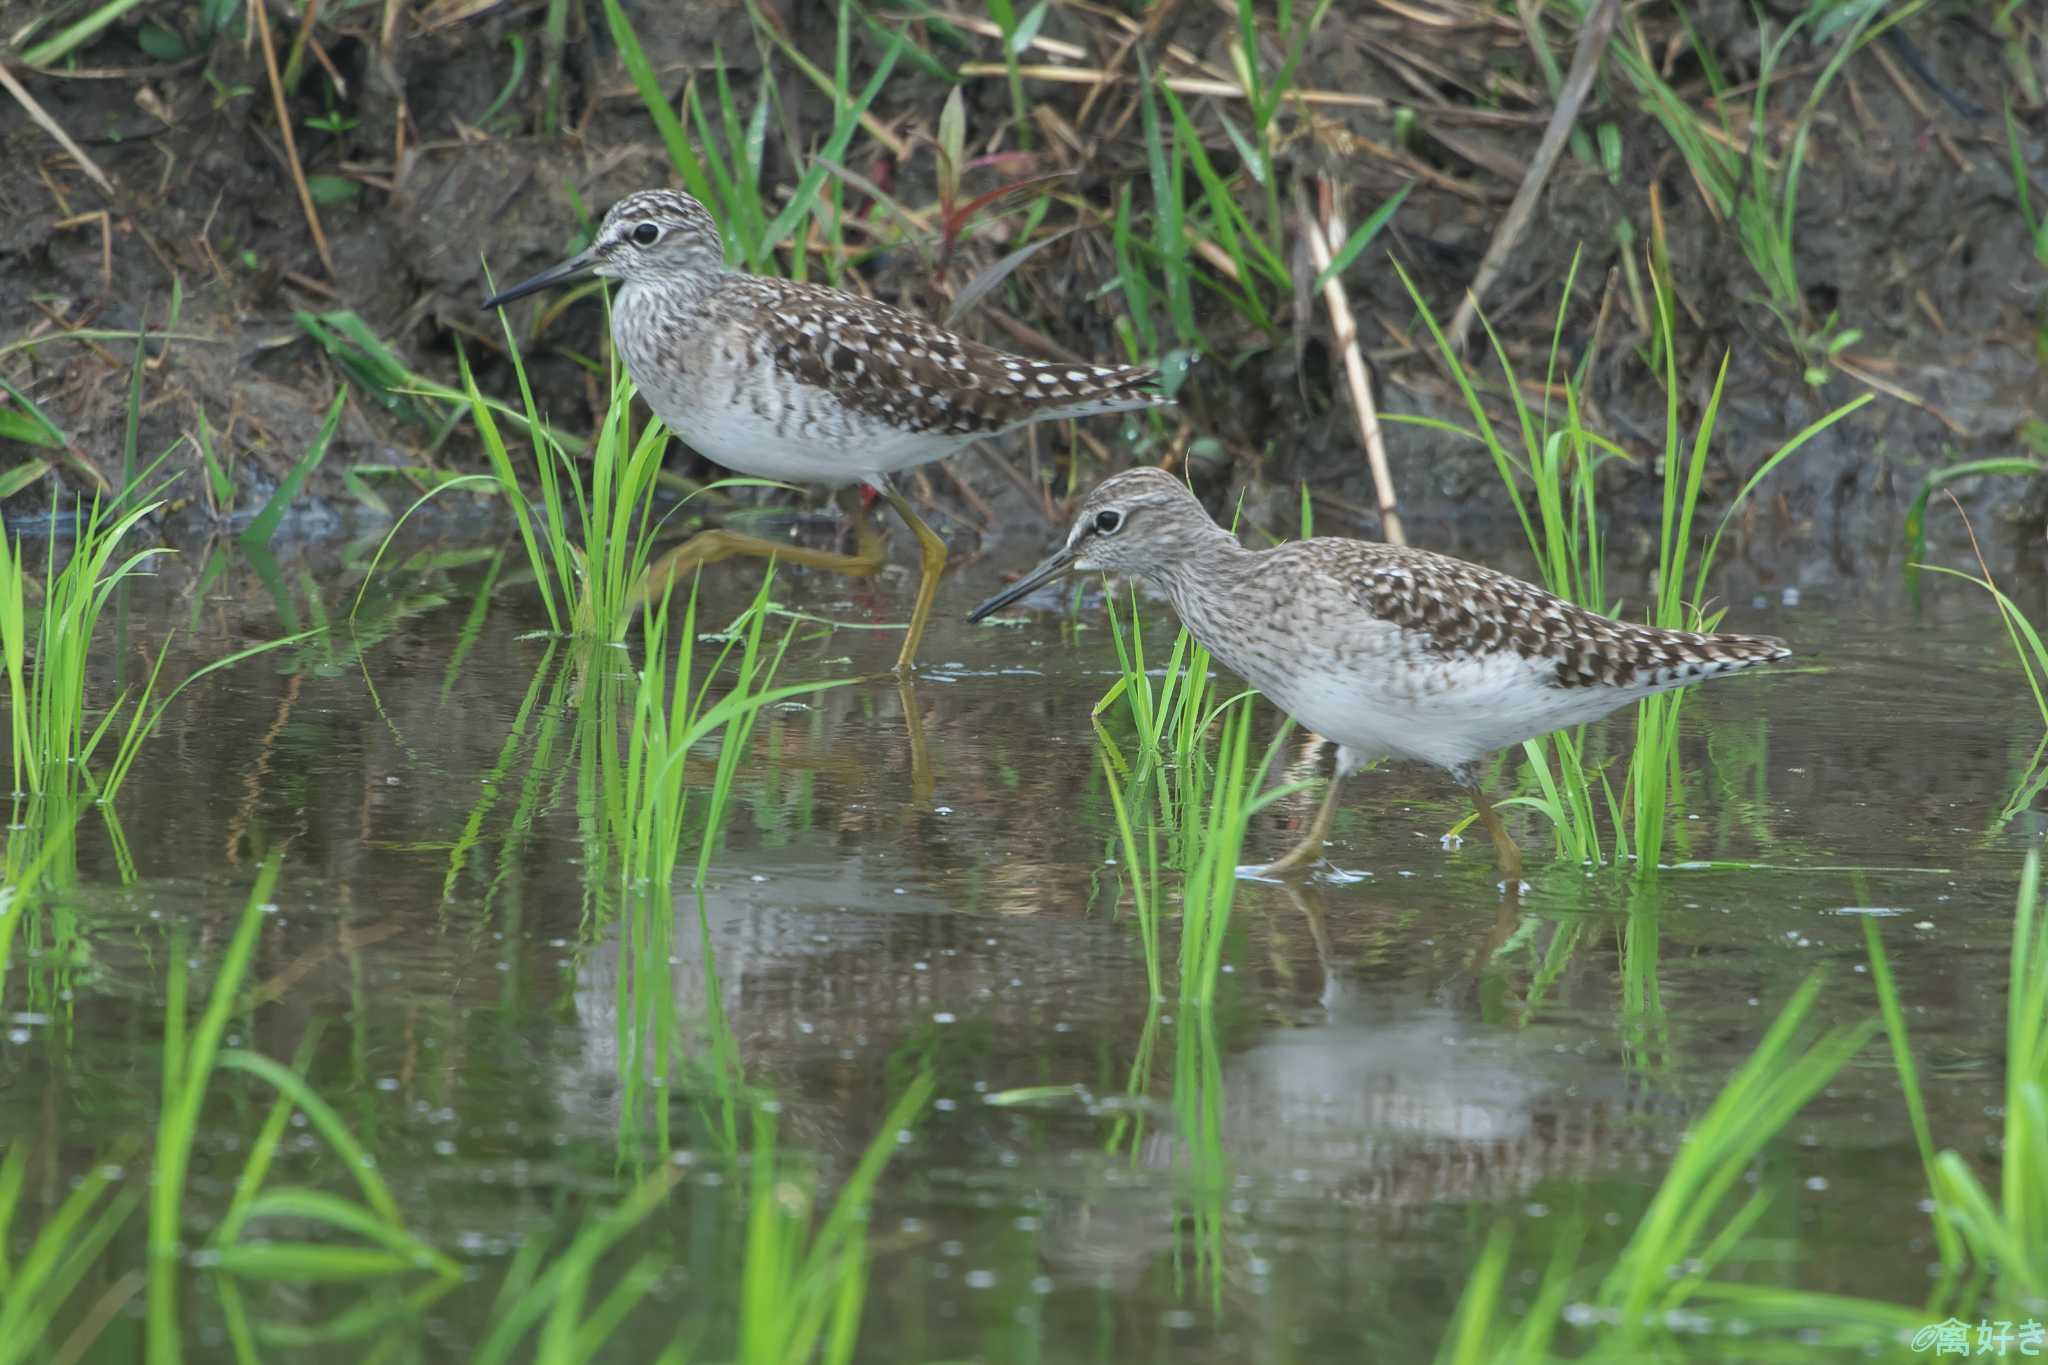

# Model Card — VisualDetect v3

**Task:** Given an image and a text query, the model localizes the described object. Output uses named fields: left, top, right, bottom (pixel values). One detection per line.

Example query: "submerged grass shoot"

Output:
left=1870, top=848, right=2048, bottom=1313
left=1437, top=972, right=1908, bottom=1362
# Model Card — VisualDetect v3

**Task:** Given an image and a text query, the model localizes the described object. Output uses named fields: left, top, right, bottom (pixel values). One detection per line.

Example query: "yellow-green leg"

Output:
left=1258, top=773, right=1345, bottom=876
left=628, top=487, right=887, bottom=615
left=898, top=679, right=933, bottom=803
left=1467, top=780, right=1525, bottom=883
left=878, top=486, right=948, bottom=675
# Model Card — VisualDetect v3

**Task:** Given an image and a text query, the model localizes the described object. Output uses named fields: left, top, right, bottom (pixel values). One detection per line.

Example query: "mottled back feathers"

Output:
left=734, top=277, right=1166, bottom=437
left=1327, top=541, right=1788, bottom=691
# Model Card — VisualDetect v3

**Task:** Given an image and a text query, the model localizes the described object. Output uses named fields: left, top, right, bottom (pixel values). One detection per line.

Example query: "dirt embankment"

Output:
left=1, top=1, right=2043, bottom=584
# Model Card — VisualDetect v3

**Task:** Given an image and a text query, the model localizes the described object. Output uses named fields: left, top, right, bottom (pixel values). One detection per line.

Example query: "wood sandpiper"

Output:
left=482, top=189, right=1169, bottom=671
left=968, top=468, right=1791, bottom=880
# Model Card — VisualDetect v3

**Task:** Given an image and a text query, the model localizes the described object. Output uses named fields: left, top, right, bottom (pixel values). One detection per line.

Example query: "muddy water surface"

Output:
left=1, top=528, right=2037, bottom=1362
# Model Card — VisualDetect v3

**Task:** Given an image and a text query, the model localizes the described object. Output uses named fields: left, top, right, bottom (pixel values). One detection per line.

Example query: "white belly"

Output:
left=664, top=397, right=967, bottom=487
left=1272, top=653, right=1641, bottom=771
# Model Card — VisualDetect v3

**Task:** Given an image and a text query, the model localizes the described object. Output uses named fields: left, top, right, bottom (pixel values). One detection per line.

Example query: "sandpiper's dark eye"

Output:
left=1093, top=510, right=1123, bottom=535
left=629, top=222, right=661, bottom=247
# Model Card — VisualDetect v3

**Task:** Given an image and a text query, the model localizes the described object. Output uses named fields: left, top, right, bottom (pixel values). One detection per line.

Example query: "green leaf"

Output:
left=938, top=86, right=965, bottom=208
left=305, top=174, right=362, bottom=206
left=1310, top=182, right=1413, bottom=293
left=1009, top=0, right=1049, bottom=53
left=240, top=387, right=346, bottom=549
left=138, top=23, right=187, bottom=59
left=212, top=1243, right=419, bottom=1282
left=0, top=459, right=53, bottom=499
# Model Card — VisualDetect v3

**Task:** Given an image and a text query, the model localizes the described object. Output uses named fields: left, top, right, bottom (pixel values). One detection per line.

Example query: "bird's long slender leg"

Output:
left=876, top=482, right=948, bottom=674
left=1258, top=766, right=1345, bottom=876
left=1458, top=766, right=1525, bottom=884
left=629, top=487, right=888, bottom=616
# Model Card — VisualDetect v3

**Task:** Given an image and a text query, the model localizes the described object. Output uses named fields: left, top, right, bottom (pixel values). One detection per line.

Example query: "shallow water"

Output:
left=2, top=522, right=2039, bottom=1361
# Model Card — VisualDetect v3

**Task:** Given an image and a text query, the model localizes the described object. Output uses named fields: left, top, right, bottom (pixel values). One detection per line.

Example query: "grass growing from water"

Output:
left=1435, top=973, right=1907, bottom=1361
left=1911, top=551, right=2048, bottom=826
left=0, top=1140, right=141, bottom=1365
left=149, top=855, right=460, bottom=1362
left=1099, top=694, right=1304, bottom=1005
left=1868, top=849, right=2048, bottom=1317
left=1394, top=255, right=1868, bottom=873
left=0, top=485, right=170, bottom=801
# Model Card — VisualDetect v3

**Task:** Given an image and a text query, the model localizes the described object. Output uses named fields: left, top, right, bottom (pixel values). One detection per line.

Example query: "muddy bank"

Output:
left=1, top=0, right=2043, bottom=581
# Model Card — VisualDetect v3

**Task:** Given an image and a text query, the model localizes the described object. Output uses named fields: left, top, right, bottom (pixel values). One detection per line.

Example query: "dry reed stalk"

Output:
left=1304, top=181, right=1404, bottom=547
left=251, top=0, right=335, bottom=278
left=0, top=64, right=116, bottom=194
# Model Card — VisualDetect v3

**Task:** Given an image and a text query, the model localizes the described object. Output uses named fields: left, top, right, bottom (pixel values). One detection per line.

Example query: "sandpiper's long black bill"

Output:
left=966, top=546, right=1076, bottom=623
left=481, top=248, right=598, bottom=309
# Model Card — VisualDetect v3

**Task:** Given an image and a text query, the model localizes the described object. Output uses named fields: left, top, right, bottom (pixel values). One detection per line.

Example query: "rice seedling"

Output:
left=150, top=855, right=460, bottom=1363
left=0, top=1139, right=142, bottom=1365
left=732, top=1074, right=933, bottom=1365
left=1165, top=1004, right=1231, bottom=1310
left=1391, top=254, right=1867, bottom=873
left=1098, top=689, right=1304, bottom=1004
left=1176, top=700, right=1299, bottom=1006
left=595, top=566, right=850, bottom=892
left=474, top=1160, right=688, bottom=1365
left=1914, top=560, right=2048, bottom=827
left=1607, top=3, right=1904, bottom=383
left=460, top=311, right=781, bottom=642
left=1434, top=972, right=1912, bottom=1362
left=601, top=0, right=902, bottom=283
left=563, top=568, right=845, bottom=1159
left=0, top=483, right=169, bottom=803
left=1095, top=585, right=1221, bottom=764
left=2009, top=99, right=2048, bottom=266
left=1867, top=849, right=2048, bottom=1317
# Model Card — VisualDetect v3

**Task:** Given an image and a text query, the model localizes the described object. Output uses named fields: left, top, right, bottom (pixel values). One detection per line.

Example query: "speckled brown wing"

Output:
left=735, top=279, right=1165, bottom=437
left=1325, top=542, right=1790, bottom=691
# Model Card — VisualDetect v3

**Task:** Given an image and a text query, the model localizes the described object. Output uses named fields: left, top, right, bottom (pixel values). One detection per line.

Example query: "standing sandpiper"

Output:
left=968, top=468, right=1791, bottom=879
left=483, top=189, right=1168, bottom=671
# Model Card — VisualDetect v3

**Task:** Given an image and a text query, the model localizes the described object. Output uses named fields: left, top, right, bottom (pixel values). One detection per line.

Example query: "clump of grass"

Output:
left=0, top=1142, right=141, bottom=1365
left=1606, top=5, right=1904, bottom=383
left=475, top=1075, right=932, bottom=1364
left=1914, top=554, right=2048, bottom=825
left=1111, top=8, right=1396, bottom=361
left=1098, top=692, right=1303, bottom=1005
left=1867, top=849, right=2048, bottom=1314
left=459, top=311, right=783, bottom=642
left=1392, top=253, right=1868, bottom=873
left=150, top=855, right=459, bottom=1362
left=601, top=0, right=903, bottom=283
left=1435, top=972, right=1908, bottom=1362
